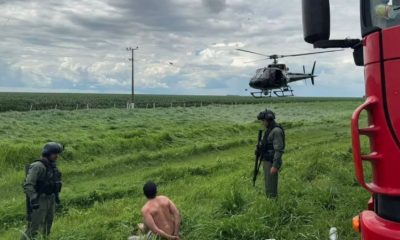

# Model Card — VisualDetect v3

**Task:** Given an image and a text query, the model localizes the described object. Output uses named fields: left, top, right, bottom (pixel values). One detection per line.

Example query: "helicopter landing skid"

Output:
left=250, top=91, right=272, bottom=98
left=273, top=86, right=294, bottom=97
left=250, top=87, right=294, bottom=98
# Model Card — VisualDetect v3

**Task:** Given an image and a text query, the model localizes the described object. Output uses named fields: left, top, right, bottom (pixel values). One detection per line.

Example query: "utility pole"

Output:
left=126, top=46, right=139, bottom=106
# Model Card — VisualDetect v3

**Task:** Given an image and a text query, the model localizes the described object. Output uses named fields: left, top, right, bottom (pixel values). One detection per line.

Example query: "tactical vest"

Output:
left=25, top=160, right=62, bottom=195
left=262, top=125, right=285, bottom=161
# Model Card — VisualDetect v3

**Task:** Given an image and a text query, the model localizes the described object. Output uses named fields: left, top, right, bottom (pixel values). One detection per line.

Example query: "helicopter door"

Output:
left=278, top=70, right=284, bottom=84
left=272, top=69, right=283, bottom=86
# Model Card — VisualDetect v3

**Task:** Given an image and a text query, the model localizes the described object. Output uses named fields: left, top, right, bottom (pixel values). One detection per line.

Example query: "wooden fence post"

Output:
left=30, top=104, right=33, bottom=111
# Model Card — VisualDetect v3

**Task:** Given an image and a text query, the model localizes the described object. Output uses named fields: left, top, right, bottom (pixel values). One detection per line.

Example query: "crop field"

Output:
left=0, top=92, right=359, bottom=112
left=0, top=98, right=370, bottom=239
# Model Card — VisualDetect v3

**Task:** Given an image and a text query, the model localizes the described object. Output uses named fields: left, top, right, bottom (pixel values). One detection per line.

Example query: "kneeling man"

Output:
left=129, top=181, right=181, bottom=240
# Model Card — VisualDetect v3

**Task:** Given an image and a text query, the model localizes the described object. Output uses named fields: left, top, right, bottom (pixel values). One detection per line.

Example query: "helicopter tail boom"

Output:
left=287, top=61, right=317, bottom=84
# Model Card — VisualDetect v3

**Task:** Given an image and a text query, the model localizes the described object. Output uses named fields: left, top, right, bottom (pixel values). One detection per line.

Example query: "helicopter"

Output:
left=237, top=49, right=343, bottom=97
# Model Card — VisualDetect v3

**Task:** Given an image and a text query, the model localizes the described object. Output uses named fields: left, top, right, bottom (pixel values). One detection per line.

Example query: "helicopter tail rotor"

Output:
left=311, top=61, right=316, bottom=85
left=303, top=65, right=308, bottom=85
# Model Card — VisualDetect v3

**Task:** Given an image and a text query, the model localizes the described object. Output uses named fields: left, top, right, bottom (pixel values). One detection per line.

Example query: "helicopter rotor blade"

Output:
left=236, top=49, right=270, bottom=57
left=238, top=48, right=343, bottom=60
left=243, top=58, right=270, bottom=64
left=237, top=48, right=343, bottom=63
left=279, top=49, right=344, bottom=58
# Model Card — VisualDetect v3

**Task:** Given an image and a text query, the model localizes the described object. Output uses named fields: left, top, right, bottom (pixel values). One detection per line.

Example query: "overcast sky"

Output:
left=0, top=0, right=364, bottom=96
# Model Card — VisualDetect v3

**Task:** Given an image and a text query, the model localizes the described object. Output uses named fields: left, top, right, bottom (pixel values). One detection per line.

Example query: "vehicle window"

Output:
left=371, top=0, right=400, bottom=29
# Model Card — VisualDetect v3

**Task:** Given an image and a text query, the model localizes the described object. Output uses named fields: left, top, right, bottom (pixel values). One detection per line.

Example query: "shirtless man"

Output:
left=129, top=181, right=181, bottom=240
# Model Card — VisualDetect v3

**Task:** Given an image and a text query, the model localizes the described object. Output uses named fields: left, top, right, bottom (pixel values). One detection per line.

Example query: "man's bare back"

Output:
left=141, top=196, right=180, bottom=240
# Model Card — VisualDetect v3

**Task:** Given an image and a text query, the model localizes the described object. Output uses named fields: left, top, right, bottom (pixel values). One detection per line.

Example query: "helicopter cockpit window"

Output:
left=263, top=69, right=271, bottom=79
left=370, top=0, right=400, bottom=29
left=263, top=69, right=275, bottom=79
left=276, top=64, right=285, bottom=70
left=253, top=69, right=264, bottom=79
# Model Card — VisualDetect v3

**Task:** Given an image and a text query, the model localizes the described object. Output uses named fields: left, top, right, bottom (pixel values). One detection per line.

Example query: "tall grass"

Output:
left=0, top=100, right=368, bottom=239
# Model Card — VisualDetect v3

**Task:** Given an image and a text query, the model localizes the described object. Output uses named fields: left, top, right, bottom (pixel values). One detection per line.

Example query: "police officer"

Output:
left=257, top=110, right=285, bottom=198
left=21, top=142, right=63, bottom=240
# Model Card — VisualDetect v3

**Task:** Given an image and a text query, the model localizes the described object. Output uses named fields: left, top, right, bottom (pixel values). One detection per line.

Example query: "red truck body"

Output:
left=301, top=1, right=400, bottom=239
left=352, top=27, right=400, bottom=239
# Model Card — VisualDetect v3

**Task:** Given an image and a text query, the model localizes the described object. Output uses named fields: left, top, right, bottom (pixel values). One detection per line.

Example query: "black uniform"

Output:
left=22, top=159, right=62, bottom=239
left=261, top=122, right=285, bottom=197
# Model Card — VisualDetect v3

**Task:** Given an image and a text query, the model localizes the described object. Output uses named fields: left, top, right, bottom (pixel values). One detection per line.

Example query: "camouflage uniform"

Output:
left=21, top=160, right=61, bottom=240
left=262, top=123, right=285, bottom=198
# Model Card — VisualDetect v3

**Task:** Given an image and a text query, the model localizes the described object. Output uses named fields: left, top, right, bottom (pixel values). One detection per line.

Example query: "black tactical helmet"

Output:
left=257, top=109, right=276, bottom=121
left=42, top=142, right=64, bottom=157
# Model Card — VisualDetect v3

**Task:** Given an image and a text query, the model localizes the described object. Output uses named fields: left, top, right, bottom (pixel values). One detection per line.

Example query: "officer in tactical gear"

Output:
left=21, top=142, right=63, bottom=240
left=257, top=110, right=285, bottom=198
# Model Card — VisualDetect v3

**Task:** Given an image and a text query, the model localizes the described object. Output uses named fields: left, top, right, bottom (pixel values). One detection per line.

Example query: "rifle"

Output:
left=26, top=195, right=32, bottom=222
left=252, top=130, right=263, bottom=186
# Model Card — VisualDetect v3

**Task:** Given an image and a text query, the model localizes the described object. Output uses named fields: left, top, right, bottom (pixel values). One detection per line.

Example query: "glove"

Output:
left=30, top=198, right=40, bottom=210
left=255, top=146, right=261, bottom=156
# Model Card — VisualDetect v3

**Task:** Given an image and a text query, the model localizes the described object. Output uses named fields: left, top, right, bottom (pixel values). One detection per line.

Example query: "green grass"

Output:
left=0, top=99, right=369, bottom=239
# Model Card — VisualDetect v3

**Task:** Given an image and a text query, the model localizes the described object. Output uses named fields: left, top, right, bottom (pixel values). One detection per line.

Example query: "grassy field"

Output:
left=0, top=99, right=370, bottom=239
left=0, top=92, right=360, bottom=112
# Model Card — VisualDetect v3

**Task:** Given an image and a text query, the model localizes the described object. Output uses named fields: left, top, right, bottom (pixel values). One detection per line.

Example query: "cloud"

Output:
left=0, top=60, right=24, bottom=87
left=202, top=0, right=227, bottom=13
left=0, top=0, right=364, bottom=96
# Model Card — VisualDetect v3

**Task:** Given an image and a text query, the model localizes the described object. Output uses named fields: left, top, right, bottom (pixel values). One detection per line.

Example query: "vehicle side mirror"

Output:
left=353, top=43, right=364, bottom=66
left=302, top=0, right=331, bottom=44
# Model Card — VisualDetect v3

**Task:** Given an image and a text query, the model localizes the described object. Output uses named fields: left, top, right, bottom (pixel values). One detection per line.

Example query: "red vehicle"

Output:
left=302, top=0, right=400, bottom=239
